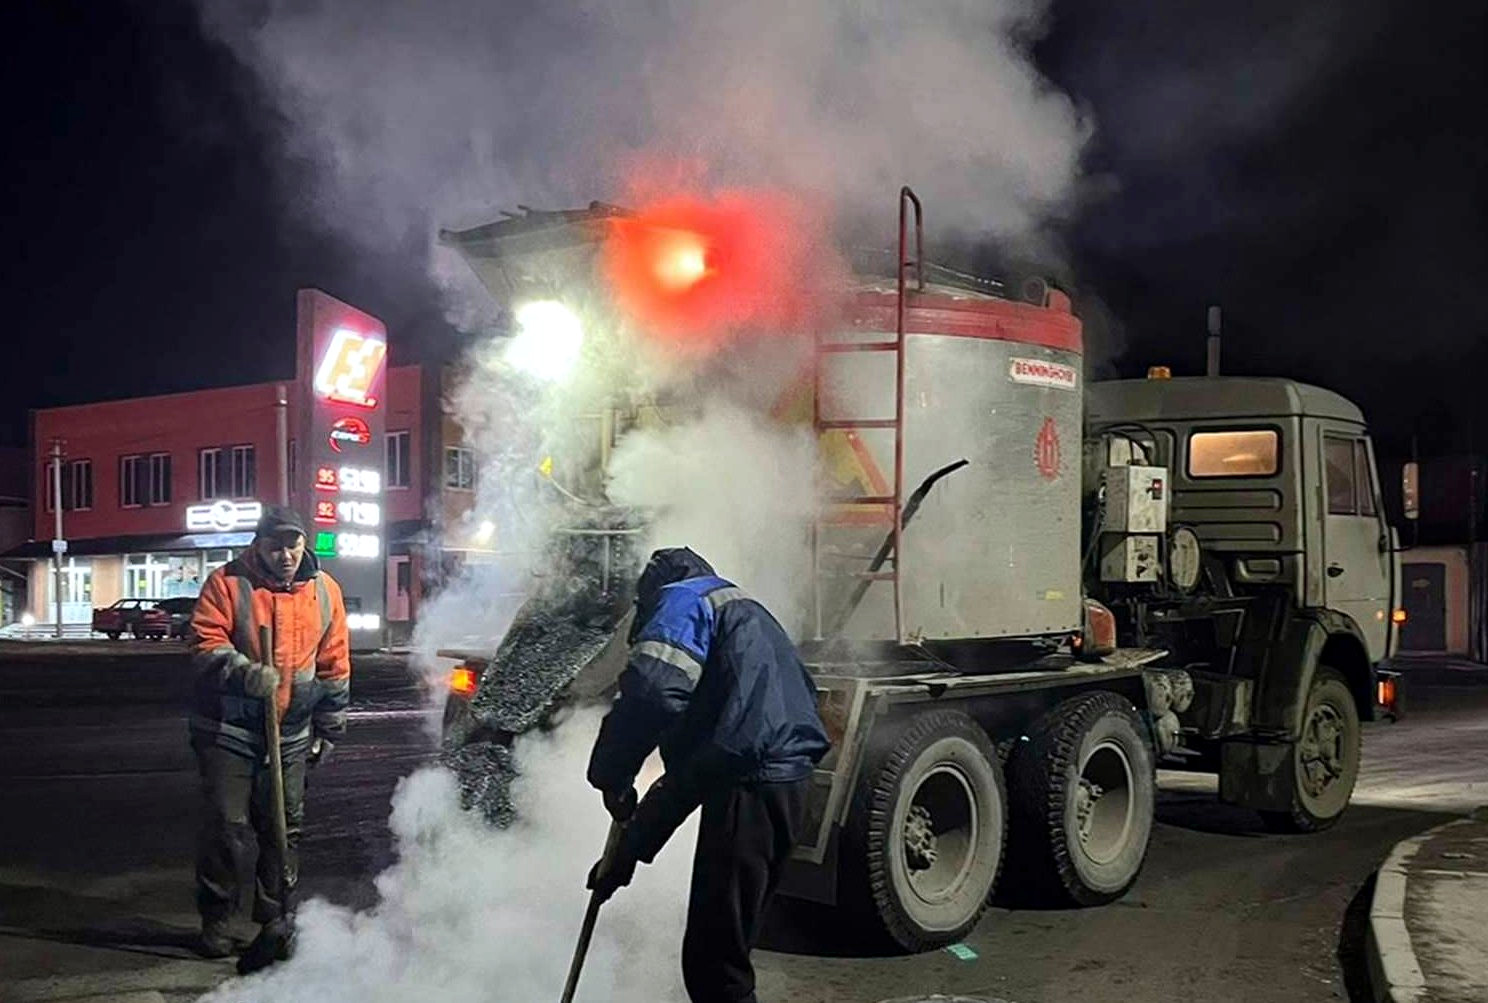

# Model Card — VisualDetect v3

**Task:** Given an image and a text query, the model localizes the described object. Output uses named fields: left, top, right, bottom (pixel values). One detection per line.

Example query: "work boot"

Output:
left=236, top=918, right=295, bottom=975
left=196, top=916, right=234, bottom=959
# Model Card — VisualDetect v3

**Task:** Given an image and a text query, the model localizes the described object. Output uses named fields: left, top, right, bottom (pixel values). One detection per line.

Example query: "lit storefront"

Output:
left=5, top=293, right=484, bottom=643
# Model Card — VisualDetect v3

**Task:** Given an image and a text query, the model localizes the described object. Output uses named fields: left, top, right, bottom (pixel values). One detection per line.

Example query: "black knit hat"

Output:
left=254, top=504, right=307, bottom=539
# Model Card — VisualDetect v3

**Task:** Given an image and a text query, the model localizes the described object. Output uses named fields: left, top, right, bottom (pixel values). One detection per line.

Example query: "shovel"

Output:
left=559, top=817, right=626, bottom=1003
left=237, top=624, right=295, bottom=974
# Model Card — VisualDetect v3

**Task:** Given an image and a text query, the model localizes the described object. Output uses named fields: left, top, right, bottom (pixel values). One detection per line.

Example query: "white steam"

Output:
left=195, top=0, right=1088, bottom=265
left=206, top=714, right=697, bottom=1003
left=607, top=400, right=817, bottom=629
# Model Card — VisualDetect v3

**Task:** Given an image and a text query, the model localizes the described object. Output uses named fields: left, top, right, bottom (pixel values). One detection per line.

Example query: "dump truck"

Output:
left=436, top=189, right=1403, bottom=951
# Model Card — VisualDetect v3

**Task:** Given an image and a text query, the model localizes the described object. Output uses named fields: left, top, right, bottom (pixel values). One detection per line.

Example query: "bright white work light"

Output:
left=506, top=300, right=583, bottom=382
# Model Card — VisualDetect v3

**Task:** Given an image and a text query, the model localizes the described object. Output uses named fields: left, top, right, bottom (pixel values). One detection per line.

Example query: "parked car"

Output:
left=91, top=598, right=170, bottom=640
left=154, top=596, right=199, bottom=640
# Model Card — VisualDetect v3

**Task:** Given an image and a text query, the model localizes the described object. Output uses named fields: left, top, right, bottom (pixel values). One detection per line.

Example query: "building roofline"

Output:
left=30, top=364, right=421, bottom=417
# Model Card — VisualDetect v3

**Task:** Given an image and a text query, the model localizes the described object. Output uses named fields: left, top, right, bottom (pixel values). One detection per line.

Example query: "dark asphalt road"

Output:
left=0, top=643, right=1484, bottom=1002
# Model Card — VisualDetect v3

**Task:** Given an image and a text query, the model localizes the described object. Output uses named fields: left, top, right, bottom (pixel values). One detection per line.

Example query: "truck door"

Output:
left=1318, top=428, right=1391, bottom=661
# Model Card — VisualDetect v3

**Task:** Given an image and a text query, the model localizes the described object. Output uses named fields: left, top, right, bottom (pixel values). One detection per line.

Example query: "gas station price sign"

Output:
left=296, top=289, right=388, bottom=648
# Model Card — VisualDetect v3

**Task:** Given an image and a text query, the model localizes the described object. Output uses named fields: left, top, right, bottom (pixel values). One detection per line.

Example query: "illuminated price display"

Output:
left=337, top=500, right=381, bottom=527
left=314, top=466, right=381, bottom=495
left=337, top=532, right=380, bottom=559
left=297, top=290, right=388, bottom=644
left=339, top=466, right=381, bottom=495
left=312, top=531, right=381, bottom=559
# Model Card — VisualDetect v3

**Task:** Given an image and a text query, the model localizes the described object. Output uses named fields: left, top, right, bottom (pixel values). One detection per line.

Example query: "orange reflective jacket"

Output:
left=190, top=549, right=350, bottom=757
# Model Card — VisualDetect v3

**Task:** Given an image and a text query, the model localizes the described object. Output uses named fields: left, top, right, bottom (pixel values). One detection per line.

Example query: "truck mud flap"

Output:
left=1218, top=738, right=1295, bottom=812
left=778, top=827, right=840, bottom=906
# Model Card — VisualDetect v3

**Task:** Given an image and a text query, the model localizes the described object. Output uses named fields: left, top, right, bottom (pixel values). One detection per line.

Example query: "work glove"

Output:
left=585, top=840, right=637, bottom=904
left=308, top=737, right=334, bottom=768
left=602, top=786, right=637, bottom=822
left=242, top=662, right=280, bottom=700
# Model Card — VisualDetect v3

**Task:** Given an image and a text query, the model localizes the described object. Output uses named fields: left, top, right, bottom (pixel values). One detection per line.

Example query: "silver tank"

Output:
left=816, top=280, right=1084, bottom=643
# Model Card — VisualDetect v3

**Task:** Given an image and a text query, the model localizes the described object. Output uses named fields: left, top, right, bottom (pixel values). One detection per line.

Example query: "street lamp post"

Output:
left=50, top=439, right=65, bottom=639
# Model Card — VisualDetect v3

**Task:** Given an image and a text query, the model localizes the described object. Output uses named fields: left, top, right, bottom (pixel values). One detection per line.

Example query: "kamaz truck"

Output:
left=436, top=189, right=1402, bottom=951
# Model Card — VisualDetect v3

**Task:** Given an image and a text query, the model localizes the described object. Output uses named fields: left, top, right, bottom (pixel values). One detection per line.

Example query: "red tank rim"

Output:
left=846, top=289, right=1082, bottom=355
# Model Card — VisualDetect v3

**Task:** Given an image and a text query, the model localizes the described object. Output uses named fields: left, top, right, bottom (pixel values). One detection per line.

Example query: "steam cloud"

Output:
left=205, top=714, right=699, bottom=1003
left=195, top=0, right=1089, bottom=271
left=606, top=399, right=818, bottom=630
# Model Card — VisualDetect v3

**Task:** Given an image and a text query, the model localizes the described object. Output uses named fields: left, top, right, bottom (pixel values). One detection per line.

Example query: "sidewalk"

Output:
left=1369, top=807, right=1488, bottom=1002
left=1387, top=654, right=1488, bottom=689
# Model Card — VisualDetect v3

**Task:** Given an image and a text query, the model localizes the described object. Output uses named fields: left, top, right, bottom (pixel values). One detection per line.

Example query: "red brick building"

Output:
left=4, top=363, right=483, bottom=639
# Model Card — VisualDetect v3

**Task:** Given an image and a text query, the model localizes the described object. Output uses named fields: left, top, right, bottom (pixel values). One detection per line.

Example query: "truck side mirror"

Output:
left=1402, top=462, right=1419, bottom=522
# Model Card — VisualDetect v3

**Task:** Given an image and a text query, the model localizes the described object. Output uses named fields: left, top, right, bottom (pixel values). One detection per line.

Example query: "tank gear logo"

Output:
left=328, top=416, right=372, bottom=453
left=1035, top=417, right=1061, bottom=480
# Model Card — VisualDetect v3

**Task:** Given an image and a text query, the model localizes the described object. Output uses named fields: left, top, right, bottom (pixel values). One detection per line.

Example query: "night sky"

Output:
left=5, top=0, right=1484, bottom=459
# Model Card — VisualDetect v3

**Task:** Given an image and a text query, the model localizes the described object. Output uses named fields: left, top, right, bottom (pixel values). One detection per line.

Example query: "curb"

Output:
left=1366, top=813, right=1485, bottom=1003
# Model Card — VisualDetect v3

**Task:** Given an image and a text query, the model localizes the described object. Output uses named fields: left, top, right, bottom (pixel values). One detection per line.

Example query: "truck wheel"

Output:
left=842, top=709, right=1006, bottom=952
left=1260, top=666, right=1360, bottom=833
left=1008, top=691, right=1155, bottom=906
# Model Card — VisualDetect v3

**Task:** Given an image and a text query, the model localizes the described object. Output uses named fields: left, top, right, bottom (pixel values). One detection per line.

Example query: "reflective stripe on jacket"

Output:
left=189, top=550, right=350, bottom=757
left=587, top=574, right=829, bottom=796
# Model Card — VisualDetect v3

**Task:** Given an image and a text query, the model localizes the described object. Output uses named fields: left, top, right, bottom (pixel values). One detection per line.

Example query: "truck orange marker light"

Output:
left=449, top=666, right=479, bottom=698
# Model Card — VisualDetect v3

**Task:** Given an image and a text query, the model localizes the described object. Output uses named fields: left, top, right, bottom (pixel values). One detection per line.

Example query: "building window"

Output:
left=199, top=448, right=225, bottom=500
left=231, top=445, right=256, bottom=498
left=387, top=430, right=411, bottom=489
left=121, top=455, right=146, bottom=508
left=65, top=460, right=93, bottom=511
left=1187, top=429, right=1279, bottom=478
left=149, top=452, right=172, bottom=506
left=444, top=446, right=476, bottom=490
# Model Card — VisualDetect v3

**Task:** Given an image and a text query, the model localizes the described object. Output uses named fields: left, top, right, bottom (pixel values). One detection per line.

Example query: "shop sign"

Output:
left=186, top=500, right=263, bottom=532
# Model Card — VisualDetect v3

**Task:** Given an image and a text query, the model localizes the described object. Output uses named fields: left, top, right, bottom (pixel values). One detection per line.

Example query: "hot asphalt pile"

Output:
left=443, top=584, right=632, bottom=825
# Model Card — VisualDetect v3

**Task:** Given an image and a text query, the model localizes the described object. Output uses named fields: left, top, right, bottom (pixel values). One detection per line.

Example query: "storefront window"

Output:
left=125, top=553, right=208, bottom=598
left=59, top=557, right=93, bottom=604
left=204, top=549, right=234, bottom=577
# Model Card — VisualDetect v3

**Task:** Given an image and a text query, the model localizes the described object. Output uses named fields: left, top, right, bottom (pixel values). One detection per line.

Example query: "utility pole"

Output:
left=50, top=439, right=65, bottom=638
left=1206, top=305, right=1222, bottom=377
left=275, top=384, right=290, bottom=506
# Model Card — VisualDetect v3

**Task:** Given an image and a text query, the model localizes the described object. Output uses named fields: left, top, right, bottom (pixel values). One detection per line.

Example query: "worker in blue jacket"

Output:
left=587, top=547, right=830, bottom=1003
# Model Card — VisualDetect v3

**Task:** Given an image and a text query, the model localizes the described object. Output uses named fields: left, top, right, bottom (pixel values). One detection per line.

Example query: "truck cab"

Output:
left=1086, top=375, right=1401, bottom=830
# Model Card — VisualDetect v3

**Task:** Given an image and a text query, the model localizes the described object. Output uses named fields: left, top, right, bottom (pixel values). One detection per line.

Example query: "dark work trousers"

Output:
left=193, top=739, right=307, bottom=925
left=681, top=778, right=810, bottom=1003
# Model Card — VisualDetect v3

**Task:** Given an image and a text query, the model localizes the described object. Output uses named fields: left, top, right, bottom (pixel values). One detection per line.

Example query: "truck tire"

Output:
left=842, top=709, right=1006, bottom=952
left=1260, top=666, right=1360, bottom=833
left=1008, top=691, right=1155, bottom=907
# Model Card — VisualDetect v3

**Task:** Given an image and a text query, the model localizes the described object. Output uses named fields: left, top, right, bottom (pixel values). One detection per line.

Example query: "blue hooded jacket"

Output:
left=587, top=548, right=830, bottom=860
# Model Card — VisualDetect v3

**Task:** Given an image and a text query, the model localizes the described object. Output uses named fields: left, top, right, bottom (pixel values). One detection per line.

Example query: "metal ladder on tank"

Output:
left=812, top=186, right=924, bottom=643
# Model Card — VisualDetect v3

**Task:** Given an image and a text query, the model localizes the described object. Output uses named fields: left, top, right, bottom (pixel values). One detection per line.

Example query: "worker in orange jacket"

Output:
left=188, top=505, right=350, bottom=968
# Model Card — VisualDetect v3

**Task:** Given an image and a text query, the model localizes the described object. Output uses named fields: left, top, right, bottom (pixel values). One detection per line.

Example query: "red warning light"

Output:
left=600, top=190, right=839, bottom=350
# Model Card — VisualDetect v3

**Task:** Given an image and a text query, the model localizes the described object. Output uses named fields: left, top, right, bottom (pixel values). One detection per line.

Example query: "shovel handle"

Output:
left=257, top=624, right=292, bottom=911
left=559, top=818, right=625, bottom=1003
